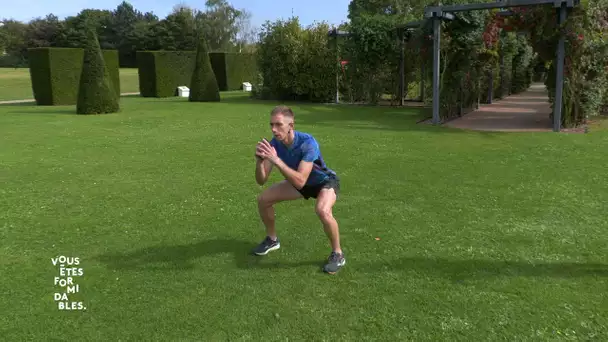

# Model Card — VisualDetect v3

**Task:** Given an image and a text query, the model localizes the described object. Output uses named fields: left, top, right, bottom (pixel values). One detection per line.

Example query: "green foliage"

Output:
left=27, top=49, right=53, bottom=104
left=189, top=38, right=220, bottom=102
left=0, top=54, right=27, bottom=67
left=103, top=50, right=121, bottom=98
left=347, top=0, right=428, bottom=21
left=1, top=1, right=254, bottom=67
left=499, top=0, right=608, bottom=127
left=496, top=33, right=518, bottom=98
left=510, top=36, right=535, bottom=94
left=0, top=19, right=28, bottom=60
left=108, top=2, right=159, bottom=68
left=27, top=47, right=119, bottom=105
left=341, top=15, right=401, bottom=104
left=60, top=9, right=114, bottom=50
left=536, top=0, right=608, bottom=127
left=255, top=17, right=336, bottom=102
left=432, top=10, right=492, bottom=118
left=135, top=51, right=157, bottom=97
left=209, top=52, right=257, bottom=90
left=135, top=51, right=196, bottom=97
left=76, top=27, right=120, bottom=114
left=137, top=49, right=255, bottom=97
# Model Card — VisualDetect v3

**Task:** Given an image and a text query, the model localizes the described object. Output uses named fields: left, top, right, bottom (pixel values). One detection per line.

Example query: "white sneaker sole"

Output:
left=254, top=243, right=280, bottom=256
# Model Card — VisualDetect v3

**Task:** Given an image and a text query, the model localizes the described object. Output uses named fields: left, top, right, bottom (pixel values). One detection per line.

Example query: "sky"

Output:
left=0, top=0, right=351, bottom=28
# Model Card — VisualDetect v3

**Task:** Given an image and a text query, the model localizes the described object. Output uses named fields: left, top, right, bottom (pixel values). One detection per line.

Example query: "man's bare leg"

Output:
left=315, top=188, right=341, bottom=253
left=253, top=180, right=302, bottom=255
left=316, top=188, right=345, bottom=274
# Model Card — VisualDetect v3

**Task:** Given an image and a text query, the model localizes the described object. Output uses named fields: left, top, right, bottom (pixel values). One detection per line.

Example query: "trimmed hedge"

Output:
left=136, top=50, right=257, bottom=96
left=189, top=39, right=220, bottom=102
left=209, top=52, right=257, bottom=91
left=136, top=51, right=196, bottom=97
left=76, top=27, right=120, bottom=114
left=28, top=48, right=120, bottom=105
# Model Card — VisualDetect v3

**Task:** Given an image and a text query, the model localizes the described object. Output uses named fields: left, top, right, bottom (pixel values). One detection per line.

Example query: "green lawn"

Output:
left=0, top=67, right=140, bottom=101
left=1, top=92, right=607, bottom=340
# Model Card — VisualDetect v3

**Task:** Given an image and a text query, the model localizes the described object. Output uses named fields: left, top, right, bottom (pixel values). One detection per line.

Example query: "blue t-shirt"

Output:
left=270, top=131, right=336, bottom=186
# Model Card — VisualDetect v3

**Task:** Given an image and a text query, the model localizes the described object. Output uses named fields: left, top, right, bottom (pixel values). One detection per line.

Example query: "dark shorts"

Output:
left=296, top=174, right=340, bottom=200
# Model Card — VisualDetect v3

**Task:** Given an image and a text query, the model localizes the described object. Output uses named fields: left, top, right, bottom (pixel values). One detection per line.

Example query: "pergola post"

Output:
left=399, top=29, right=405, bottom=106
left=335, top=39, right=340, bottom=104
left=327, top=28, right=349, bottom=104
left=431, top=13, right=441, bottom=125
left=553, top=2, right=568, bottom=132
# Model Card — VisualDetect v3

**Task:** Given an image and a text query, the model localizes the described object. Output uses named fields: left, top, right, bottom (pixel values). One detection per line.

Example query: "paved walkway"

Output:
left=444, top=83, right=553, bottom=132
left=0, top=92, right=140, bottom=105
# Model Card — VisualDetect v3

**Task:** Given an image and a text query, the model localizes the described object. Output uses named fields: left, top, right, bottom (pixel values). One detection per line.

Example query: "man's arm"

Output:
left=258, top=137, right=317, bottom=189
left=269, top=139, right=319, bottom=189
left=255, top=157, right=273, bottom=185
left=271, top=159, right=313, bottom=190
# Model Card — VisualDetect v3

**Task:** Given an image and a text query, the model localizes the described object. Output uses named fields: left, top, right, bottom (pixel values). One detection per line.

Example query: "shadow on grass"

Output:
left=95, top=239, right=323, bottom=271
left=365, top=256, right=608, bottom=281
left=95, top=239, right=608, bottom=279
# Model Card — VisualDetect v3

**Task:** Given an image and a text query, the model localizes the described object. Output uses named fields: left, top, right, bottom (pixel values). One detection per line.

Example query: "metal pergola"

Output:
left=424, top=0, right=581, bottom=132
left=393, top=19, right=433, bottom=105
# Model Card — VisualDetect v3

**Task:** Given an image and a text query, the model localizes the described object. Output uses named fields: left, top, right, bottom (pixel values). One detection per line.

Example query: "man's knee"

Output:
left=315, top=206, right=333, bottom=221
left=257, top=190, right=280, bottom=208
left=257, top=192, right=271, bottom=207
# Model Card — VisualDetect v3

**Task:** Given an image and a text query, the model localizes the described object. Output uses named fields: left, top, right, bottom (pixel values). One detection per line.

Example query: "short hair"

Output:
left=270, top=105, right=294, bottom=119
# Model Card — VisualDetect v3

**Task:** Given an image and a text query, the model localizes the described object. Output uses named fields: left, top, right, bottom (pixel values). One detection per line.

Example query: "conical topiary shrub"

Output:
left=76, top=25, right=120, bottom=114
left=189, top=37, right=220, bottom=102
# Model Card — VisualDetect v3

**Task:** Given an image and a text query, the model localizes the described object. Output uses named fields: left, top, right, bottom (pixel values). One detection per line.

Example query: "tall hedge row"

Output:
left=136, top=51, right=257, bottom=97
left=28, top=48, right=120, bottom=105
left=209, top=52, right=257, bottom=90
left=136, top=51, right=197, bottom=97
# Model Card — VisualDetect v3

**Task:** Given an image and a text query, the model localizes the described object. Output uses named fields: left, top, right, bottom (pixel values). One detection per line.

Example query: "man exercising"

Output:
left=253, top=105, right=345, bottom=274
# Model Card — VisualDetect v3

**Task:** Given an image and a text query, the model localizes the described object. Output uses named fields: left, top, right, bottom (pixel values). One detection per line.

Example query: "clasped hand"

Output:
left=255, top=139, right=278, bottom=163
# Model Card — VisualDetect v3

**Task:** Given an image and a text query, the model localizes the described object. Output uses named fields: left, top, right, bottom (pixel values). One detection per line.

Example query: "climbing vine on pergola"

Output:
left=425, top=0, right=582, bottom=132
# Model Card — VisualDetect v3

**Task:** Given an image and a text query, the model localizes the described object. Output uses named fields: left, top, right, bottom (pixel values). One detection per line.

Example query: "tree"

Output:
left=24, top=15, right=64, bottom=49
left=76, top=25, right=120, bottom=114
left=0, top=19, right=27, bottom=58
left=188, top=37, right=220, bottom=102
left=235, top=9, right=257, bottom=52
left=59, top=9, right=113, bottom=49
left=347, top=0, right=424, bottom=21
left=255, top=17, right=336, bottom=102
left=196, top=0, right=247, bottom=51
left=150, top=5, right=198, bottom=51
